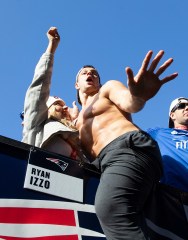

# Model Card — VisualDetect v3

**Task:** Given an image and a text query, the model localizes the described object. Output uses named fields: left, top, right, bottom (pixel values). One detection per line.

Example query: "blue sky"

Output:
left=1, top=0, right=188, bottom=142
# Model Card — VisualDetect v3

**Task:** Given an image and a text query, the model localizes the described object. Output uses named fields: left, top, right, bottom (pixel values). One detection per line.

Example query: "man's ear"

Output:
left=75, top=81, right=79, bottom=89
left=170, top=112, right=176, bottom=121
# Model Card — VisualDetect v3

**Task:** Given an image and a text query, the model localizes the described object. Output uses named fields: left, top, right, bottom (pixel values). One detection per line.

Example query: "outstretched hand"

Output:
left=126, top=50, right=178, bottom=101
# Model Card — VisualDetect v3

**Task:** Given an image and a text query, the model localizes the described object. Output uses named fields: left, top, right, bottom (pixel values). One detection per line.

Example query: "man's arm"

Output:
left=103, top=80, right=145, bottom=113
left=105, top=50, right=178, bottom=113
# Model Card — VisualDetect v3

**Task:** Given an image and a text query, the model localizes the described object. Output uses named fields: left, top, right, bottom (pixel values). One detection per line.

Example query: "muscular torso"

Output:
left=76, top=89, right=140, bottom=159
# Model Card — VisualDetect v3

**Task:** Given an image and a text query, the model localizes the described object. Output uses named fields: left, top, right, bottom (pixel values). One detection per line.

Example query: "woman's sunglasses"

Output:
left=20, top=111, right=24, bottom=120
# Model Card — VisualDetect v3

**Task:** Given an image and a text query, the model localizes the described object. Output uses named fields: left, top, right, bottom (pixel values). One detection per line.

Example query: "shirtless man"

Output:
left=75, top=51, right=178, bottom=240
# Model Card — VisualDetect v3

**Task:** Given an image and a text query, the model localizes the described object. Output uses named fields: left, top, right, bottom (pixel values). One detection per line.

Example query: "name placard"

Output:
left=24, top=148, right=84, bottom=202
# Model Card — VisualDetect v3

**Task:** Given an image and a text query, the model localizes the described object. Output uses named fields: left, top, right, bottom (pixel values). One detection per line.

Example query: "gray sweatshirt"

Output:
left=22, top=53, right=79, bottom=158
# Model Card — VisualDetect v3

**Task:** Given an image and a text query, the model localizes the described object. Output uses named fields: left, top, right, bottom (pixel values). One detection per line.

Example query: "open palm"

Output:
left=126, top=50, right=178, bottom=101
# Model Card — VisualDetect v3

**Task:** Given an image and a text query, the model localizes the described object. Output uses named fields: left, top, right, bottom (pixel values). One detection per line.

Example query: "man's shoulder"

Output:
left=100, top=80, right=125, bottom=94
left=147, top=127, right=171, bottom=138
left=103, top=80, right=123, bottom=87
left=147, top=127, right=188, bottom=139
left=147, top=127, right=165, bottom=133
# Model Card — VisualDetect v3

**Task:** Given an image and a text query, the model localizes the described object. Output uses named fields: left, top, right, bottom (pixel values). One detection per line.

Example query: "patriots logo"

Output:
left=46, top=157, right=69, bottom=171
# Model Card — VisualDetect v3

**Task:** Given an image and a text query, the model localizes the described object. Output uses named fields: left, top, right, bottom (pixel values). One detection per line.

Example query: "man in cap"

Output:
left=75, top=50, right=178, bottom=239
left=22, top=27, right=81, bottom=160
left=148, top=97, right=188, bottom=192
left=168, top=97, right=188, bottom=129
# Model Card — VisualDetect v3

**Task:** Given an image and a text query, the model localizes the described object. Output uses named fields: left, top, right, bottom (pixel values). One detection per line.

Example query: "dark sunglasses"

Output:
left=20, top=111, right=24, bottom=120
left=172, top=102, right=188, bottom=112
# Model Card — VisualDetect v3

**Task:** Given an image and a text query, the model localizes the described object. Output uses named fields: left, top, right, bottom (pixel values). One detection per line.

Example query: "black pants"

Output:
left=93, top=130, right=163, bottom=240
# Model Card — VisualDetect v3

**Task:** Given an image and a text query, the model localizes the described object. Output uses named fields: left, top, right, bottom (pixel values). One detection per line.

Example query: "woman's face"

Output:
left=48, top=101, right=71, bottom=120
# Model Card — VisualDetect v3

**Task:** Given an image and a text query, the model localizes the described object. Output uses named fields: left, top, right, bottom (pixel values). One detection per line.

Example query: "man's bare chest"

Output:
left=76, top=100, right=109, bottom=128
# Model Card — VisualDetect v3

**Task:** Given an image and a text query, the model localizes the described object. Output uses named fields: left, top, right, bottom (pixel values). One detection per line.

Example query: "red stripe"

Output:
left=0, top=207, right=76, bottom=225
left=0, top=236, right=78, bottom=240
